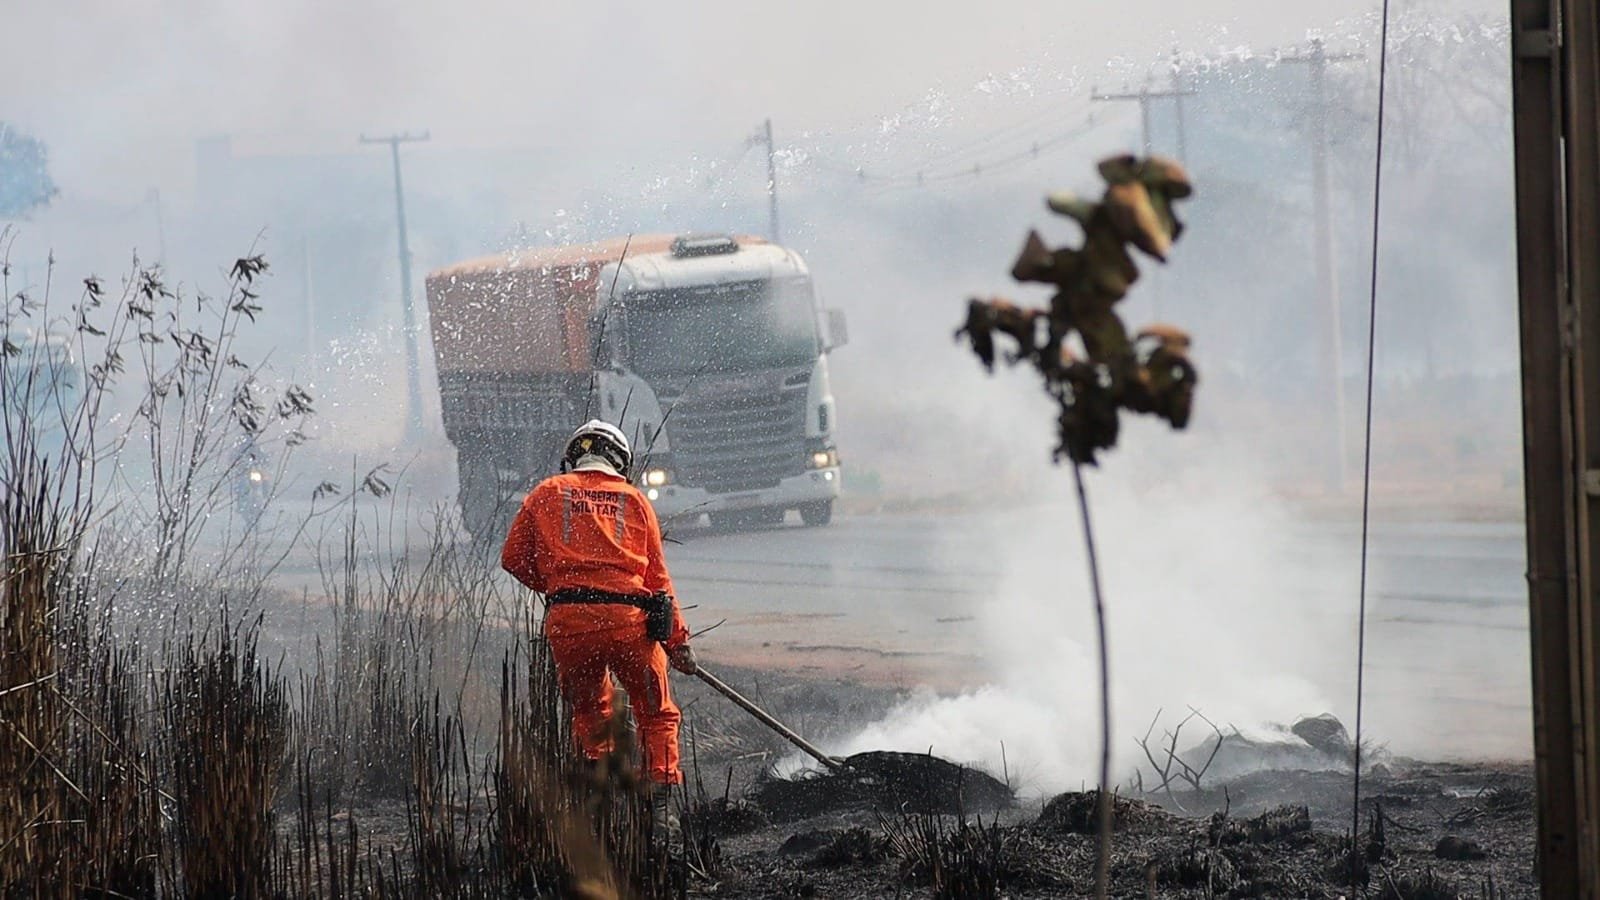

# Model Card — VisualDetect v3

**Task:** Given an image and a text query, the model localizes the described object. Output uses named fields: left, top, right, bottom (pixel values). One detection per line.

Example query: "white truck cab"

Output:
left=594, top=234, right=846, bottom=528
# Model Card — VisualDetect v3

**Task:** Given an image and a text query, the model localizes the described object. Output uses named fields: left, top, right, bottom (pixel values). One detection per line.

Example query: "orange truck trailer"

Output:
left=425, top=233, right=848, bottom=543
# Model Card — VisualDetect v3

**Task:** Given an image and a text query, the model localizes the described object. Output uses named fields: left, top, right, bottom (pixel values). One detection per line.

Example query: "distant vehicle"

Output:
left=230, top=436, right=269, bottom=531
left=426, top=233, right=848, bottom=544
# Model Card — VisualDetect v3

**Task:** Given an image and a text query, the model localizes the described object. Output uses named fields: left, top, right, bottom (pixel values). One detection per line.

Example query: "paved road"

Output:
left=666, top=505, right=1532, bottom=764
left=257, top=491, right=1533, bottom=766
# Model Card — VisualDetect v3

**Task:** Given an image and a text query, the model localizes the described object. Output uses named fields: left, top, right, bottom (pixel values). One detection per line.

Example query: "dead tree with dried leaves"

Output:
left=955, top=154, right=1198, bottom=900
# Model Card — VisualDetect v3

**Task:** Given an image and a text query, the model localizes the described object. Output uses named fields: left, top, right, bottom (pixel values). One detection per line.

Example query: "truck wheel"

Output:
left=459, top=453, right=512, bottom=548
left=799, top=500, right=834, bottom=527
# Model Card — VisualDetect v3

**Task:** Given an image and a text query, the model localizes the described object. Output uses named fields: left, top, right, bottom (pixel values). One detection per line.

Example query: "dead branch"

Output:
left=1135, top=708, right=1187, bottom=811
left=1134, top=707, right=1230, bottom=808
left=691, top=618, right=727, bottom=640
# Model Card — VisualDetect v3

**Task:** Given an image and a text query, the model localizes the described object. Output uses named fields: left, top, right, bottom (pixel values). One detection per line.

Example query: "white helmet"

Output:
left=563, top=419, right=632, bottom=475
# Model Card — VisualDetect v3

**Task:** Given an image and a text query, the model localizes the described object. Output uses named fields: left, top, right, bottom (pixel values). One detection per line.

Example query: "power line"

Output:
left=899, top=92, right=1097, bottom=173
left=837, top=114, right=1108, bottom=196
left=804, top=92, right=1107, bottom=185
left=795, top=73, right=1093, bottom=176
left=621, top=90, right=1109, bottom=214
left=1090, top=76, right=1197, bottom=158
left=629, top=88, right=1107, bottom=213
left=697, top=141, right=755, bottom=194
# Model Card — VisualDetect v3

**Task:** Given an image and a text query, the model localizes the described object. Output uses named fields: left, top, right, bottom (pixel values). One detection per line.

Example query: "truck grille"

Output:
left=666, top=388, right=807, bottom=493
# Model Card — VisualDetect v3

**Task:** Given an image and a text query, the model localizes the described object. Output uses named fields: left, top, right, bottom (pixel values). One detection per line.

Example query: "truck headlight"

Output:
left=643, top=467, right=672, bottom=487
left=807, top=449, right=838, bottom=469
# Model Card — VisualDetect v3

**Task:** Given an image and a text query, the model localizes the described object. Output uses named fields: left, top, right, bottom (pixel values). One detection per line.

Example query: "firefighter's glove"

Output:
left=667, top=643, right=698, bottom=675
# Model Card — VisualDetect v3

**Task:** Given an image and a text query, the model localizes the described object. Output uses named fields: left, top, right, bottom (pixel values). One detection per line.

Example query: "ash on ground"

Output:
left=675, top=671, right=1538, bottom=899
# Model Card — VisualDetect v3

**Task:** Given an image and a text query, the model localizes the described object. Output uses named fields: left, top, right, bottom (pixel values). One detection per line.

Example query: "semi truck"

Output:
left=426, top=233, right=847, bottom=544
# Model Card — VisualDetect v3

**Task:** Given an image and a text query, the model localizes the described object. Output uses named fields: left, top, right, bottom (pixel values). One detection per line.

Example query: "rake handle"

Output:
left=692, top=666, right=844, bottom=772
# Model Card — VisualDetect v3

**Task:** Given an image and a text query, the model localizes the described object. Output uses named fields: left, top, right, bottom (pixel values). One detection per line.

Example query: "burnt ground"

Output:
left=668, top=665, right=1538, bottom=899
left=685, top=759, right=1537, bottom=899
left=275, top=654, right=1538, bottom=898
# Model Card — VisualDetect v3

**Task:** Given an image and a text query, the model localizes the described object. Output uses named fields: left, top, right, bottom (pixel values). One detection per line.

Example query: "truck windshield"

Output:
left=625, top=278, right=819, bottom=377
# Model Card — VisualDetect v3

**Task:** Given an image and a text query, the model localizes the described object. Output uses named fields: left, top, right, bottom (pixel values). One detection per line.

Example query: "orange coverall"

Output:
left=500, top=468, right=690, bottom=785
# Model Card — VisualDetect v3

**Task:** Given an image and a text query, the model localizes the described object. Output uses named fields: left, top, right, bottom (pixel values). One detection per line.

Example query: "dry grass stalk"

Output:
left=0, top=444, right=67, bottom=892
left=408, top=691, right=486, bottom=895
left=2, top=239, right=690, bottom=899
left=163, top=615, right=289, bottom=897
left=1, top=421, right=162, bottom=896
left=880, top=807, right=1008, bottom=900
left=494, top=626, right=681, bottom=899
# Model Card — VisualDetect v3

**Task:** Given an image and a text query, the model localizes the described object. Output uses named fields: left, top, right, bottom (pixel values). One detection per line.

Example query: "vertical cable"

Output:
left=1351, top=0, right=1393, bottom=884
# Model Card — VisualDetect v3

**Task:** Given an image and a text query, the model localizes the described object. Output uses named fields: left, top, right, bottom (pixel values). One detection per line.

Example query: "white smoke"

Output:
left=809, top=430, right=1361, bottom=796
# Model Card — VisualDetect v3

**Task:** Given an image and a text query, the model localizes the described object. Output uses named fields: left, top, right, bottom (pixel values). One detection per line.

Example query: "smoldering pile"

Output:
left=750, top=750, right=1015, bottom=821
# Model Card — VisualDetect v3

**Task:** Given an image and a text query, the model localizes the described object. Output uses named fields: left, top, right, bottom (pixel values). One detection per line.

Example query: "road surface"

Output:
left=259, top=491, right=1532, bottom=766
left=666, top=504, right=1531, bottom=764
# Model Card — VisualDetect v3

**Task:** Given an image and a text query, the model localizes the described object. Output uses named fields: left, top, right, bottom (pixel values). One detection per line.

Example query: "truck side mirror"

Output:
left=824, top=308, right=849, bottom=352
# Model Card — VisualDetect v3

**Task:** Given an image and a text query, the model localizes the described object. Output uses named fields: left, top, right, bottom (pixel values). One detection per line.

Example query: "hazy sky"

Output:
left=2, top=0, right=1517, bottom=450
left=1, top=0, right=1423, bottom=201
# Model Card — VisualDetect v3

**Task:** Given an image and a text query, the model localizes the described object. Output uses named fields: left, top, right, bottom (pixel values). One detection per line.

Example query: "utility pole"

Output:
left=1511, top=0, right=1600, bottom=893
left=1170, top=49, right=1190, bottom=164
left=360, top=130, right=429, bottom=443
left=1284, top=39, right=1361, bottom=493
left=302, top=234, right=317, bottom=365
left=749, top=118, right=781, bottom=243
left=145, top=187, right=167, bottom=264
left=1092, top=79, right=1154, bottom=155
left=1091, top=77, right=1197, bottom=159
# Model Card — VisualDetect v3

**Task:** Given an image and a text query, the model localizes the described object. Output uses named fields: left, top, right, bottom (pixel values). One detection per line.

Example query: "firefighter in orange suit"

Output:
left=501, top=420, right=697, bottom=796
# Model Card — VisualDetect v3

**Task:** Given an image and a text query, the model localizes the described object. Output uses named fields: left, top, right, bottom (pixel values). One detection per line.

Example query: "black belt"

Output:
left=548, top=588, right=652, bottom=608
left=547, top=588, right=675, bottom=642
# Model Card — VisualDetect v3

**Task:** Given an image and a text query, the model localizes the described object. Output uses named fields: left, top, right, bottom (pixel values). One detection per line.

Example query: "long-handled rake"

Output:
left=690, top=664, right=1014, bottom=814
left=692, top=666, right=844, bottom=771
